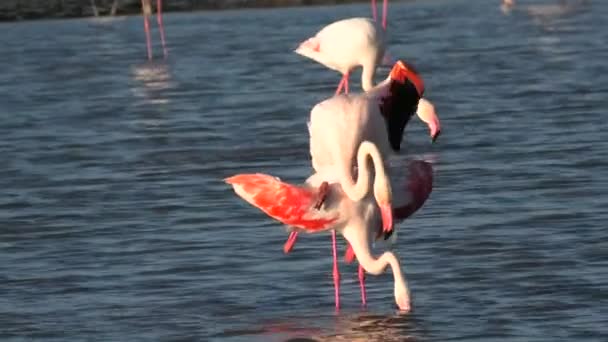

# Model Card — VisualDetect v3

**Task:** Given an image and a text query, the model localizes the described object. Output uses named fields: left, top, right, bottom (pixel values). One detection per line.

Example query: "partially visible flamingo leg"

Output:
left=332, top=230, right=341, bottom=310
left=335, top=74, right=347, bottom=95
left=141, top=0, right=152, bottom=60
left=344, top=243, right=356, bottom=263
left=156, top=0, right=168, bottom=59
left=371, top=0, right=378, bottom=22
left=382, top=0, right=388, bottom=30
left=284, top=231, right=298, bottom=254
left=335, top=72, right=350, bottom=95
left=344, top=72, right=350, bottom=94
left=358, top=265, right=367, bottom=306
left=283, top=181, right=329, bottom=254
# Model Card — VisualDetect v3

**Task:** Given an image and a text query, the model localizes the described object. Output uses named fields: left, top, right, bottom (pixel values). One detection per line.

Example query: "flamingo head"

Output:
left=379, top=60, right=428, bottom=150
left=416, top=98, right=441, bottom=143
left=395, top=280, right=412, bottom=313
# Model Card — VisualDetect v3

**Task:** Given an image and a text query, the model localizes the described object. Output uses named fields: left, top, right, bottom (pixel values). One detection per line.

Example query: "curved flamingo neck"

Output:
left=361, top=60, right=378, bottom=93
left=341, top=220, right=409, bottom=309
left=338, top=141, right=389, bottom=203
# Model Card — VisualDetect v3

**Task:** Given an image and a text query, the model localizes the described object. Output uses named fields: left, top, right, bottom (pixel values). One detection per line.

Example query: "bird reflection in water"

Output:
left=501, top=0, right=590, bottom=22
left=257, top=312, right=424, bottom=342
left=130, top=61, right=173, bottom=106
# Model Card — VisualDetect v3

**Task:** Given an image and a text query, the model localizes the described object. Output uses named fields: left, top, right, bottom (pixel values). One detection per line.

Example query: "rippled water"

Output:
left=1, top=0, right=607, bottom=341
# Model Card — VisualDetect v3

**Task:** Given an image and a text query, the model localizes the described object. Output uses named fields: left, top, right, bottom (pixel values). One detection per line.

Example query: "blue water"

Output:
left=1, top=0, right=607, bottom=340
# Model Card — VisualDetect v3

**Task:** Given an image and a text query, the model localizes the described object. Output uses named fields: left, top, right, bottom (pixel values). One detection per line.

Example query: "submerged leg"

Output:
left=141, top=0, right=152, bottom=60
left=358, top=265, right=367, bottom=306
left=332, top=230, right=341, bottom=310
left=156, top=0, right=168, bottom=59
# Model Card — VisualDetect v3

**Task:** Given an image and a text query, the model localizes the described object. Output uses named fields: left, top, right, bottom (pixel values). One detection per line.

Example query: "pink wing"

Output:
left=225, top=173, right=339, bottom=232
left=393, top=160, right=434, bottom=221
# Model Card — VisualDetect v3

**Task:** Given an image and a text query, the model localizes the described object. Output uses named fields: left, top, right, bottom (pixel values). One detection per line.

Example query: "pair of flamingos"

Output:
left=227, top=2, right=440, bottom=312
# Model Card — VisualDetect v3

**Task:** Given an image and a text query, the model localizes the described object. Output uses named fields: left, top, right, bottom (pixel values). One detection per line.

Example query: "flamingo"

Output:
left=295, top=22, right=441, bottom=142
left=141, top=0, right=168, bottom=60
left=283, top=60, right=440, bottom=258
left=225, top=146, right=434, bottom=312
left=294, top=17, right=388, bottom=95
left=274, top=61, right=438, bottom=309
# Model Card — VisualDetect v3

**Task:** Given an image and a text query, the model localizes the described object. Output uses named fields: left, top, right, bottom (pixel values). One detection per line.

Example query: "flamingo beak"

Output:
left=379, top=203, right=394, bottom=234
left=426, top=114, right=441, bottom=143
left=431, top=124, right=441, bottom=143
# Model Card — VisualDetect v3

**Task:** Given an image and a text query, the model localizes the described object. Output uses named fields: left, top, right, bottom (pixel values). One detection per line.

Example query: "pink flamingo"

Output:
left=282, top=61, right=440, bottom=303
left=141, top=0, right=168, bottom=60
left=225, top=153, right=433, bottom=312
left=295, top=0, right=389, bottom=96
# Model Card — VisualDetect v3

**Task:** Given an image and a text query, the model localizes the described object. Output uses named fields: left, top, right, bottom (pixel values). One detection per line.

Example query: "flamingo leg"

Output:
left=283, top=181, right=329, bottom=254
left=332, top=229, right=341, bottom=310
left=344, top=243, right=356, bottom=263
left=142, top=0, right=152, bottom=60
left=156, top=0, right=168, bottom=59
left=284, top=231, right=298, bottom=254
left=382, top=0, right=388, bottom=30
left=344, top=72, right=349, bottom=94
left=371, top=0, right=378, bottom=22
left=335, top=75, right=347, bottom=95
left=335, top=72, right=350, bottom=95
left=358, top=265, right=367, bottom=306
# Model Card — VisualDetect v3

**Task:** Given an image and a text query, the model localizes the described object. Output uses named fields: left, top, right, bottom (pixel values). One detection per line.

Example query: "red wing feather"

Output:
left=225, top=173, right=338, bottom=231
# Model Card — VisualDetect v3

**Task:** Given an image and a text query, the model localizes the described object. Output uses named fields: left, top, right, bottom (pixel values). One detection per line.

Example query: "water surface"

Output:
left=1, top=0, right=607, bottom=341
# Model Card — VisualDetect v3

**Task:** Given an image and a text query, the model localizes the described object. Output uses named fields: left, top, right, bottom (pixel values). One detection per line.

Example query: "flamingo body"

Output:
left=295, top=17, right=387, bottom=92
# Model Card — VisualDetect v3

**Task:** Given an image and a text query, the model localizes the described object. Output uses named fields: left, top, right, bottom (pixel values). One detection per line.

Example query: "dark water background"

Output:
left=1, top=0, right=607, bottom=340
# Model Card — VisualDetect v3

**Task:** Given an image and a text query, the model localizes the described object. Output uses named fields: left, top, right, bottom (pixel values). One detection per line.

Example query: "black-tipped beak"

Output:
left=431, top=130, right=441, bottom=143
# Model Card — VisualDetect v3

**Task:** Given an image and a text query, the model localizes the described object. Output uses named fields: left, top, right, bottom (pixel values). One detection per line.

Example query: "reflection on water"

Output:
left=501, top=0, right=591, bottom=28
left=130, top=61, right=173, bottom=105
left=1, top=0, right=607, bottom=341
left=220, top=311, right=425, bottom=342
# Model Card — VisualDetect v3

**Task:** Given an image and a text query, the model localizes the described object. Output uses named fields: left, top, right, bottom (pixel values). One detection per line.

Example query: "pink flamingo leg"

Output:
left=371, top=0, right=378, bottom=21
left=335, top=75, right=346, bottom=95
left=335, top=72, right=350, bottom=95
left=284, top=231, right=298, bottom=253
left=358, top=265, right=367, bottom=306
left=382, top=0, right=388, bottom=30
left=344, top=72, right=349, bottom=94
left=156, top=0, right=168, bottom=59
left=283, top=181, right=328, bottom=254
left=142, top=0, right=152, bottom=60
left=331, top=230, right=341, bottom=310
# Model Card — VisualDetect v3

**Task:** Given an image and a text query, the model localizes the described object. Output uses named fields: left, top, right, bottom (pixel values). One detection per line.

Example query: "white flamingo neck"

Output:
left=338, top=141, right=389, bottom=203
left=341, top=221, right=410, bottom=310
